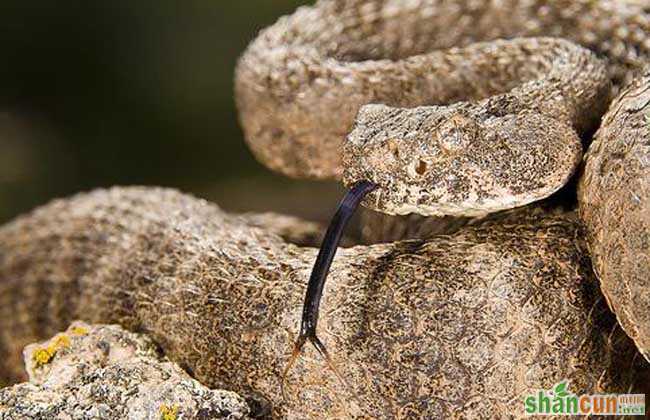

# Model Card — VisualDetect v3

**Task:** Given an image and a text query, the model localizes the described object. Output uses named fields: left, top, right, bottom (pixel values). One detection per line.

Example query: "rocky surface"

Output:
left=0, top=322, right=251, bottom=419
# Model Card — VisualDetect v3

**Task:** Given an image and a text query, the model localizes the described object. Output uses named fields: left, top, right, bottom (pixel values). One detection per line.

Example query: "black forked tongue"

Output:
left=281, top=180, right=377, bottom=401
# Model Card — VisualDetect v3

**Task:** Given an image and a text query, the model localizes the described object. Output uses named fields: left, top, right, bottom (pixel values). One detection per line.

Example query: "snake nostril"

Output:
left=415, top=160, right=428, bottom=175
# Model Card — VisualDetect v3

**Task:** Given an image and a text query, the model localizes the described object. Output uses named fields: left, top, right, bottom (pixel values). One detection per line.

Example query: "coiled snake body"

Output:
left=235, top=0, right=650, bottom=412
left=236, top=0, right=648, bottom=216
left=236, top=0, right=650, bottom=356
left=1, top=1, right=650, bottom=419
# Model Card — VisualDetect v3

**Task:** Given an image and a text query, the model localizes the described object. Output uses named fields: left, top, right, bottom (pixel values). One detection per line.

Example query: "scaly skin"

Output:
left=0, top=187, right=647, bottom=418
left=235, top=0, right=650, bottom=378
left=3, top=1, right=650, bottom=418
left=235, top=0, right=648, bottom=187
left=579, top=69, right=650, bottom=362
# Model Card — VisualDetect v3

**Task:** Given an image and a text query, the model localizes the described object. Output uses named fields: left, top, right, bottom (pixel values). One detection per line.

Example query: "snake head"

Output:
left=342, top=103, right=582, bottom=217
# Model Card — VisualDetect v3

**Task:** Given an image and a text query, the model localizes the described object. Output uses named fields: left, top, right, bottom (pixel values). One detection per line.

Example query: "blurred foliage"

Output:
left=0, top=0, right=347, bottom=224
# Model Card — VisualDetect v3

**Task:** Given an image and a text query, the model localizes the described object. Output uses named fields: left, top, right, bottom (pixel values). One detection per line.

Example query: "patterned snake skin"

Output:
left=1, top=1, right=649, bottom=418
left=236, top=0, right=649, bottom=215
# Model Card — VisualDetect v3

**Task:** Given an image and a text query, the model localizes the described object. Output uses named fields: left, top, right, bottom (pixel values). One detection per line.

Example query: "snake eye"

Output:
left=436, top=113, right=478, bottom=153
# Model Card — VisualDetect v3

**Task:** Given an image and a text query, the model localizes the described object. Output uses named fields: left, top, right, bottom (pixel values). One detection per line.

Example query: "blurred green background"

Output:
left=0, top=0, right=347, bottom=224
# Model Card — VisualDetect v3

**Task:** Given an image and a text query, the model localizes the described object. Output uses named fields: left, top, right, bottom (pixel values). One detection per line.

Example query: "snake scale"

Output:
left=235, top=0, right=648, bottom=213
left=236, top=0, right=650, bottom=362
left=1, top=1, right=649, bottom=418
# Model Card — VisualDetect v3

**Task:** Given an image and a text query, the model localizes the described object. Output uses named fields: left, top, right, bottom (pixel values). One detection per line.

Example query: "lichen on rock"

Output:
left=0, top=321, right=251, bottom=419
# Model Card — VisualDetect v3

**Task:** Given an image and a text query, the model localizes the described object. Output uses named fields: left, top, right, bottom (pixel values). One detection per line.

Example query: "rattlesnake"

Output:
left=1, top=1, right=650, bottom=418
left=235, top=0, right=650, bottom=364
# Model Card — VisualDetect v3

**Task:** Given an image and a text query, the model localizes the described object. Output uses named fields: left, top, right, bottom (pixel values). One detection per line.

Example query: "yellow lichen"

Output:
left=32, top=348, right=54, bottom=366
left=70, top=325, right=89, bottom=336
left=159, top=404, right=179, bottom=420
left=49, top=334, right=71, bottom=351
left=32, top=334, right=72, bottom=367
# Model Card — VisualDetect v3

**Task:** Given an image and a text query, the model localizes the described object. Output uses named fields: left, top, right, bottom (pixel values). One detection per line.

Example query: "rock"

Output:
left=0, top=322, right=251, bottom=419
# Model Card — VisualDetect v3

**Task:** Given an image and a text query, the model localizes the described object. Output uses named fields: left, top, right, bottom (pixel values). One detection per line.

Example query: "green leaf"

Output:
left=554, top=381, right=567, bottom=395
